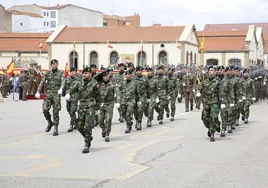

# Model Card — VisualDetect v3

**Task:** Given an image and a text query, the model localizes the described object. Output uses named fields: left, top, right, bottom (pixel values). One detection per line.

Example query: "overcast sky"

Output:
left=2, top=0, right=268, bottom=29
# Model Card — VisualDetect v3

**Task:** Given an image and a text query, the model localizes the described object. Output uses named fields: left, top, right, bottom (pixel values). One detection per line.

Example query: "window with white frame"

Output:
left=50, top=21, right=56, bottom=28
left=50, top=11, right=56, bottom=18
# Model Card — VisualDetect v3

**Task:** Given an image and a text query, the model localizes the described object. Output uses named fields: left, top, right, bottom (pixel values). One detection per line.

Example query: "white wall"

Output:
left=50, top=42, right=183, bottom=70
left=184, top=44, right=199, bottom=65
left=58, top=5, right=103, bottom=27
left=249, top=35, right=257, bottom=63
left=12, top=14, right=44, bottom=32
left=257, top=38, right=264, bottom=61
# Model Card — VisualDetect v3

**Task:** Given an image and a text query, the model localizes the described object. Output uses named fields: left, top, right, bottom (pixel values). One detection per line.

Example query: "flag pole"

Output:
left=140, top=40, right=143, bottom=66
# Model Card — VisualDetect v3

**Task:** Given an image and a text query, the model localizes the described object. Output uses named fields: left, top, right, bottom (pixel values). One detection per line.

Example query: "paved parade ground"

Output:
left=0, top=95, right=268, bottom=188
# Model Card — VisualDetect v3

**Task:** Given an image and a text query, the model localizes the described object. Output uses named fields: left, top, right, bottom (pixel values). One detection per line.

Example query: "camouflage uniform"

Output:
left=64, top=76, right=82, bottom=131
left=182, top=71, right=196, bottom=111
left=177, top=72, right=184, bottom=103
left=255, top=76, right=261, bottom=102
left=37, top=67, right=64, bottom=136
left=240, top=75, right=254, bottom=123
left=98, top=78, right=115, bottom=140
left=1, top=71, right=9, bottom=98
left=166, top=73, right=178, bottom=119
left=195, top=72, right=203, bottom=109
left=21, top=70, right=30, bottom=101
left=200, top=76, right=220, bottom=140
left=230, top=74, right=242, bottom=126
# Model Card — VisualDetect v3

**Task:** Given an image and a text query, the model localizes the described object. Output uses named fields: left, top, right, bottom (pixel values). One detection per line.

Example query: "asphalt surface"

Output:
left=0, top=93, right=268, bottom=188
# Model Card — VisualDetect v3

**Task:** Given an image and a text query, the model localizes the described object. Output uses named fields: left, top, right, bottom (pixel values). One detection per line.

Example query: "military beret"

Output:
left=217, top=65, right=225, bottom=70
left=82, top=66, right=91, bottom=73
left=157, top=66, right=164, bottom=70
left=229, top=65, right=234, bottom=70
left=118, top=63, right=125, bottom=67
left=70, top=67, right=77, bottom=72
left=136, top=66, right=143, bottom=71
left=225, top=66, right=230, bottom=72
left=234, top=66, right=240, bottom=71
left=208, top=66, right=215, bottom=71
left=101, top=70, right=110, bottom=77
left=127, top=62, right=134, bottom=67
left=90, top=64, right=97, bottom=68
left=243, top=68, right=249, bottom=74
left=185, top=65, right=191, bottom=69
left=51, top=59, right=58, bottom=65
left=147, top=67, right=153, bottom=72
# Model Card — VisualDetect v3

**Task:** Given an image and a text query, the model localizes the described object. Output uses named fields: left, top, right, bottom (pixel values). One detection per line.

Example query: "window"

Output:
left=43, top=22, right=46, bottom=26
left=20, top=22, right=23, bottom=26
left=190, top=52, right=193, bottom=64
left=43, top=12, right=46, bottom=16
left=103, top=20, right=107, bottom=27
left=229, top=59, right=241, bottom=66
left=47, top=22, right=49, bottom=26
left=70, top=51, right=78, bottom=69
left=158, top=51, right=167, bottom=65
left=50, top=21, right=56, bottom=28
left=186, top=51, right=189, bottom=65
left=206, top=59, right=218, bottom=66
left=47, top=12, right=49, bottom=17
left=50, top=30, right=54, bottom=33
left=137, top=51, right=146, bottom=66
left=194, top=53, right=197, bottom=64
left=110, top=51, right=118, bottom=65
left=50, top=11, right=56, bottom=18
left=89, top=51, right=98, bottom=67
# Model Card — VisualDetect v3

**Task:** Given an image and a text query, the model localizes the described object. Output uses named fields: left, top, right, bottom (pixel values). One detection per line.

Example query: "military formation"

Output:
left=27, top=59, right=268, bottom=153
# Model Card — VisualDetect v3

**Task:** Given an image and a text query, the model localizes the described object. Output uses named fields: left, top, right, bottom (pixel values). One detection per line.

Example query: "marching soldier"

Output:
left=166, top=67, right=178, bottom=121
left=35, top=59, right=65, bottom=136
left=121, top=70, right=138, bottom=133
left=20, top=69, right=30, bottom=101
left=177, top=65, right=184, bottom=103
left=63, top=67, right=81, bottom=132
left=98, top=70, right=116, bottom=142
left=240, top=69, right=254, bottom=124
left=28, top=63, right=37, bottom=94
left=182, top=66, right=196, bottom=112
left=199, top=66, right=220, bottom=142
left=1, top=69, right=9, bottom=98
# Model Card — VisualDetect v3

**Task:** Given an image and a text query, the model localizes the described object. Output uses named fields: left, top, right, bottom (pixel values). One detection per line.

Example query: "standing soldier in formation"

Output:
left=28, top=63, right=37, bottom=94
left=121, top=71, right=137, bottom=133
left=155, top=66, right=169, bottom=124
left=1, top=69, right=10, bottom=98
left=98, top=70, right=116, bottom=142
left=182, top=66, right=196, bottom=112
left=134, top=66, right=148, bottom=130
left=166, top=67, right=178, bottom=121
left=240, top=69, right=254, bottom=124
left=199, top=66, right=220, bottom=142
left=144, top=67, right=158, bottom=127
left=20, top=69, right=30, bottom=101
left=35, top=59, right=65, bottom=136
left=63, top=68, right=81, bottom=132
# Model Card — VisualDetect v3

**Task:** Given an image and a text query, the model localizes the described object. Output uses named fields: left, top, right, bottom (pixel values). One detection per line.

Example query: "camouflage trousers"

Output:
left=99, top=102, right=114, bottom=136
left=121, top=102, right=135, bottom=128
left=201, top=103, right=220, bottom=134
left=241, top=99, right=251, bottom=119
left=134, top=100, right=146, bottom=123
left=220, top=105, right=232, bottom=129
left=184, top=91, right=194, bottom=111
left=234, top=101, right=241, bottom=124
left=42, top=93, right=61, bottom=127
left=77, top=106, right=95, bottom=146
left=195, top=95, right=202, bottom=109
left=155, top=96, right=168, bottom=120
left=165, top=91, right=177, bottom=117
left=144, top=98, right=156, bottom=121
left=66, top=100, right=78, bottom=127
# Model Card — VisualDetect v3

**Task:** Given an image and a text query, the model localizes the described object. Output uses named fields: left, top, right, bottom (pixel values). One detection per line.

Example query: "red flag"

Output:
left=107, top=40, right=113, bottom=48
left=64, top=62, right=69, bottom=77
left=176, top=39, right=181, bottom=49
left=7, top=58, right=15, bottom=76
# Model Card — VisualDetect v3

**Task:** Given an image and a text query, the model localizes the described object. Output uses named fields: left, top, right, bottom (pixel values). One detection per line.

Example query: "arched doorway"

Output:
left=158, top=51, right=168, bottom=65
left=89, top=51, right=98, bottom=67
left=137, top=51, right=146, bottom=66
left=70, top=51, right=78, bottom=69
left=190, top=52, right=193, bottom=64
left=194, top=53, right=197, bottom=64
left=206, top=59, right=218, bottom=66
left=186, top=51, right=189, bottom=65
left=229, top=58, right=241, bottom=66
left=110, top=51, right=118, bottom=65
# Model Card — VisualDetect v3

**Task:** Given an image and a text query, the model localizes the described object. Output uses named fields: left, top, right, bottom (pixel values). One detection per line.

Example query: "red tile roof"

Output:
left=197, top=31, right=247, bottom=37
left=7, top=10, right=43, bottom=18
left=0, top=33, right=50, bottom=52
left=53, top=26, right=185, bottom=43
left=36, top=4, right=70, bottom=10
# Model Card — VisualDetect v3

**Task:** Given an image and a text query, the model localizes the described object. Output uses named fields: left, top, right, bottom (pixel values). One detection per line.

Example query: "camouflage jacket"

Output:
left=147, top=76, right=158, bottom=100
left=98, top=80, right=115, bottom=104
left=168, top=75, right=178, bottom=95
left=182, top=73, right=196, bottom=92
left=121, top=79, right=137, bottom=104
left=230, top=76, right=242, bottom=103
left=78, top=78, right=99, bottom=109
left=240, top=77, right=254, bottom=99
left=218, top=76, right=234, bottom=105
left=135, top=75, right=149, bottom=102
left=38, top=69, right=64, bottom=94
left=64, top=76, right=82, bottom=101
left=200, top=77, right=220, bottom=105
left=155, top=75, right=169, bottom=99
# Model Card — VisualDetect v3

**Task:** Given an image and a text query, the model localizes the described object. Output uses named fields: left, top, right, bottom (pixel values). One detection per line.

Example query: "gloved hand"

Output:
left=115, top=103, right=120, bottom=109
left=242, top=96, right=246, bottom=101
left=230, top=104, right=234, bottom=107
left=196, top=92, right=201, bottom=97
left=65, top=93, right=70, bottom=100
left=192, top=89, right=195, bottom=92
left=167, top=96, right=170, bottom=100
left=264, top=82, right=266, bottom=86
left=58, top=88, right=63, bottom=95
left=35, top=92, right=40, bottom=99
left=252, top=97, right=256, bottom=101
left=182, top=83, right=186, bottom=86
left=239, top=99, right=243, bottom=102
left=178, top=94, right=181, bottom=98
left=220, top=104, right=226, bottom=109
left=156, top=98, right=160, bottom=103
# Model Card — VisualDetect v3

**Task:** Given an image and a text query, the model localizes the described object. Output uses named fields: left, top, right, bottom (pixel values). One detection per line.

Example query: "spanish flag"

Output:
left=7, top=58, right=15, bottom=76
left=64, top=62, right=69, bottom=77
left=199, top=35, right=205, bottom=53
left=176, top=39, right=181, bottom=49
left=73, top=40, right=76, bottom=52
left=107, top=40, right=113, bottom=48
left=39, top=40, right=43, bottom=49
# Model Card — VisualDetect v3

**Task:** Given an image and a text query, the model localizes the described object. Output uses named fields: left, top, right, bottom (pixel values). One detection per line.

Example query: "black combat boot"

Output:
left=136, top=122, right=142, bottom=131
left=220, top=129, right=225, bottom=137
left=147, top=120, right=152, bottom=127
left=101, top=130, right=105, bottom=138
left=119, top=116, right=124, bottom=123
left=210, top=133, right=215, bottom=142
left=125, top=124, right=132, bottom=134
left=227, top=126, right=232, bottom=133
left=190, top=104, right=193, bottom=111
left=244, top=118, right=248, bottom=124
left=53, top=127, right=59, bottom=136
left=231, top=124, right=236, bottom=130
left=241, top=116, right=245, bottom=121
left=45, top=119, right=53, bottom=132
left=105, top=135, right=110, bottom=142
left=236, top=119, right=239, bottom=126
left=170, top=116, right=174, bottom=121
left=216, top=126, right=221, bottom=133
left=166, top=113, right=170, bottom=118
left=82, top=143, right=90, bottom=153
left=207, top=130, right=211, bottom=138
left=67, top=125, right=73, bottom=132
left=159, top=120, right=163, bottom=124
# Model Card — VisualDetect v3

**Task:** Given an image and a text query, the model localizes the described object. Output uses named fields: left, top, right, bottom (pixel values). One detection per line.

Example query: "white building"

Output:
left=198, top=25, right=264, bottom=68
left=46, top=24, right=200, bottom=70
left=8, top=4, right=103, bottom=33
